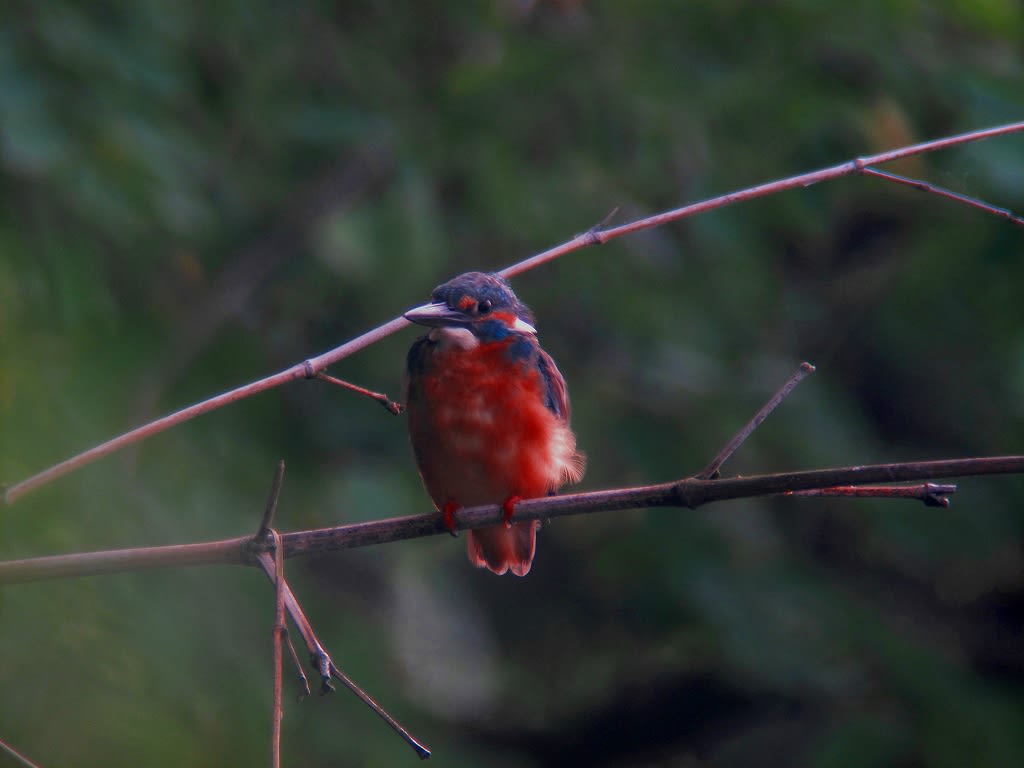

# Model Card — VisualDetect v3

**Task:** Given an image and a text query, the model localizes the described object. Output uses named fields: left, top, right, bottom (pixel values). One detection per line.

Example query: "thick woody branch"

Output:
left=3, top=455, right=1023, bottom=586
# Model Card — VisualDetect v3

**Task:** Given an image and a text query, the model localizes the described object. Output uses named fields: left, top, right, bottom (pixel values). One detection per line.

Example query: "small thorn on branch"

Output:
left=317, top=372, right=404, bottom=415
left=784, top=482, right=956, bottom=507
left=574, top=207, right=620, bottom=246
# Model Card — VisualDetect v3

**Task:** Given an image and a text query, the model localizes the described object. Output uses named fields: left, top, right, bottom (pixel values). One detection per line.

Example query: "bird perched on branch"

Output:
left=404, top=272, right=585, bottom=576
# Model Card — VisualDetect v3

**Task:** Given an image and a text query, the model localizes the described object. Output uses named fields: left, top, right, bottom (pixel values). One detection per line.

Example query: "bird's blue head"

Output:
left=404, top=272, right=536, bottom=343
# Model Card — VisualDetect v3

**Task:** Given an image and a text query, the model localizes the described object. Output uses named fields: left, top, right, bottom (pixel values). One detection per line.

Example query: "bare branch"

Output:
left=861, top=166, right=1024, bottom=227
left=257, top=460, right=287, bottom=540
left=285, top=633, right=310, bottom=700
left=4, top=121, right=1022, bottom=506
left=499, top=121, right=1024, bottom=278
left=1, top=316, right=409, bottom=505
left=783, top=482, right=956, bottom=507
left=0, top=737, right=43, bottom=768
left=270, top=529, right=285, bottom=768
left=0, top=538, right=249, bottom=582
left=316, top=373, right=404, bottom=415
left=253, top=553, right=332, bottom=693
left=326, top=662, right=431, bottom=760
left=698, top=362, right=815, bottom=480
left=254, top=550, right=431, bottom=759
left=253, top=466, right=429, bottom=758
left=4, top=455, right=1024, bottom=586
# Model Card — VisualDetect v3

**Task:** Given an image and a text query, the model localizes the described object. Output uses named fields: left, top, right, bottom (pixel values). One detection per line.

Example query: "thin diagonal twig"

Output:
left=0, top=737, right=43, bottom=768
left=697, top=362, right=815, bottom=480
left=0, top=315, right=410, bottom=506
left=316, top=373, right=404, bottom=415
left=285, top=632, right=309, bottom=700
left=861, top=166, right=1024, bottom=227
left=784, top=482, right=956, bottom=507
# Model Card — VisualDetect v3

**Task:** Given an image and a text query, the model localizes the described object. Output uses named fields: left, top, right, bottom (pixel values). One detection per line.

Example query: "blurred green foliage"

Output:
left=2, top=1, right=1023, bottom=766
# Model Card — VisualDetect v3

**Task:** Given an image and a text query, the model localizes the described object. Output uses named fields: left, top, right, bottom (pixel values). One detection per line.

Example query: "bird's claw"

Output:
left=502, top=496, right=522, bottom=529
left=442, top=501, right=460, bottom=537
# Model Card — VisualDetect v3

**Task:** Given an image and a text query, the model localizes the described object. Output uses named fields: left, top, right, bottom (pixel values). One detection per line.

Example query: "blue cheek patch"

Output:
left=504, top=334, right=535, bottom=361
left=476, top=318, right=514, bottom=343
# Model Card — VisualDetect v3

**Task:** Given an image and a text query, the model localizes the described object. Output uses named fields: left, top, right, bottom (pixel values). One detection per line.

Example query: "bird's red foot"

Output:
left=502, top=496, right=522, bottom=529
left=442, top=501, right=460, bottom=537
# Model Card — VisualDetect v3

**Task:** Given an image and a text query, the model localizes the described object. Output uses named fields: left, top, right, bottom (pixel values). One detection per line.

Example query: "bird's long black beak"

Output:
left=403, top=301, right=469, bottom=328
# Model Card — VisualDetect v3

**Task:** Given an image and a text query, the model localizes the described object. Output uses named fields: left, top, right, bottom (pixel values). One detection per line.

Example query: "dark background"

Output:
left=1, top=2, right=1022, bottom=766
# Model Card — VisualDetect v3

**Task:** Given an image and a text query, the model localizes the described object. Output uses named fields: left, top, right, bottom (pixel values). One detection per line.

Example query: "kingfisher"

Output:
left=403, top=272, right=585, bottom=576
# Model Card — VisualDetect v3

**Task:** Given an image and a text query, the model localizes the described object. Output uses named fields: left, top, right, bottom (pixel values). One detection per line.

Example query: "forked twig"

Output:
left=249, top=465, right=429, bottom=759
left=253, top=551, right=431, bottom=760
left=500, top=122, right=1024, bottom=278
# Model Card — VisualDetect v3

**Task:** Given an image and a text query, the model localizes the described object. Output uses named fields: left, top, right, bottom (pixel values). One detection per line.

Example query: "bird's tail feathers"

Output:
left=466, top=520, right=540, bottom=577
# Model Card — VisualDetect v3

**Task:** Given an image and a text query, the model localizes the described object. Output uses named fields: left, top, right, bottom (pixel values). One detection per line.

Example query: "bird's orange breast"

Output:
left=407, top=339, right=576, bottom=509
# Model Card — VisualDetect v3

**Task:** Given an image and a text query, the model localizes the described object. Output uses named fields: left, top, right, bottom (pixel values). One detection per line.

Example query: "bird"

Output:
left=403, top=272, right=585, bottom=576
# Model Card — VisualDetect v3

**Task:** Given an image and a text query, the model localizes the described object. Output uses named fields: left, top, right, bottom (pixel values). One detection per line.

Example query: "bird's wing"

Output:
left=536, top=346, right=571, bottom=423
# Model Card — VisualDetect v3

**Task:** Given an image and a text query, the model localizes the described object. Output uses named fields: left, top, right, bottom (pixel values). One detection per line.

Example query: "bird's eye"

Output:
left=477, top=299, right=493, bottom=315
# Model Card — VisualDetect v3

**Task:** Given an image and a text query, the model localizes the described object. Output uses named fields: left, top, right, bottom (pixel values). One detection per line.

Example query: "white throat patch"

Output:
left=428, top=318, right=537, bottom=351
left=429, top=326, right=479, bottom=351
